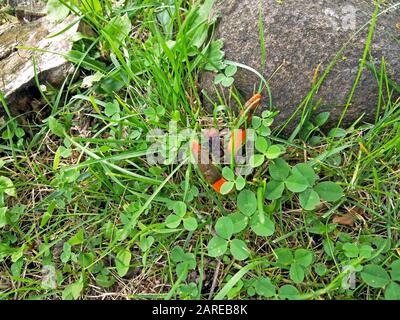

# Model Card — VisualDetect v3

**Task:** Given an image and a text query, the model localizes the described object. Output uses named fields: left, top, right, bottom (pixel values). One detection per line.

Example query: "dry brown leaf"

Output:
left=348, top=206, right=366, bottom=217
left=332, top=213, right=355, bottom=227
left=332, top=206, right=366, bottom=227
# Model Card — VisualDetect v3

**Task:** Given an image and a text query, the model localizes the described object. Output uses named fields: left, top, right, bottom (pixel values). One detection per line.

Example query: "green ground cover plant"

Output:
left=0, top=0, right=399, bottom=300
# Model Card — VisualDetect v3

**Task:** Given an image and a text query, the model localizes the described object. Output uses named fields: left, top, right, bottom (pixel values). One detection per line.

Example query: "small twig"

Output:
left=208, top=260, right=222, bottom=300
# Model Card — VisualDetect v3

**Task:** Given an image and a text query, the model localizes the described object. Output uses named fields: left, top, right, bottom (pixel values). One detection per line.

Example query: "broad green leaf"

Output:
left=153, top=105, right=166, bottom=118
left=225, top=65, right=237, bottom=77
left=360, top=264, right=390, bottom=288
left=314, top=263, right=328, bottom=276
left=180, top=283, right=198, bottom=297
left=103, top=14, right=132, bottom=46
left=81, top=71, right=105, bottom=88
left=249, top=154, right=265, bottom=168
left=390, top=260, right=400, bottom=281
left=11, top=245, right=24, bottom=263
left=235, top=175, right=246, bottom=191
left=220, top=181, right=234, bottom=195
left=290, top=263, right=305, bottom=283
left=343, top=243, right=359, bottom=258
left=255, top=136, right=269, bottom=153
left=359, top=244, right=372, bottom=259
left=214, top=73, right=225, bottom=84
left=255, top=277, right=275, bottom=298
left=328, top=128, right=347, bottom=138
left=185, top=185, right=199, bottom=202
left=385, top=282, right=400, bottom=300
left=68, top=229, right=84, bottom=246
left=222, top=167, right=235, bottom=181
left=230, top=239, right=250, bottom=261
left=115, top=248, right=131, bottom=277
left=172, top=201, right=187, bottom=217
left=266, top=180, right=285, bottom=200
left=0, top=176, right=16, bottom=197
left=275, top=248, right=293, bottom=265
left=292, top=163, right=318, bottom=186
left=250, top=215, right=275, bottom=237
left=47, top=0, right=70, bottom=22
left=60, top=146, right=71, bottom=158
left=237, top=190, right=257, bottom=216
left=183, top=217, right=198, bottom=231
left=191, top=0, right=216, bottom=48
left=78, top=252, right=95, bottom=270
left=259, top=126, right=271, bottom=137
left=62, top=276, right=84, bottom=300
left=215, top=216, right=234, bottom=240
left=139, top=236, right=154, bottom=252
left=262, top=110, right=274, bottom=118
left=0, top=207, right=7, bottom=228
left=8, top=205, right=24, bottom=225
left=165, top=214, right=182, bottom=228
left=269, top=159, right=290, bottom=181
left=181, top=254, right=196, bottom=272
left=315, top=112, right=330, bottom=127
left=48, top=116, right=65, bottom=138
left=247, top=286, right=256, bottom=297
left=156, top=0, right=175, bottom=36
left=294, top=249, right=314, bottom=267
left=104, top=101, right=120, bottom=117
left=170, top=246, right=186, bottom=263
left=11, top=258, right=23, bottom=278
left=262, top=118, right=274, bottom=127
left=96, top=274, right=116, bottom=288
left=60, top=242, right=71, bottom=263
left=252, top=116, right=262, bottom=129
left=176, top=261, right=191, bottom=278
left=285, top=174, right=309, bottom=193
left=278, top=285, right=300, bottom=300
left=221, top=77, right=234, bottom=87
left=229, top=213, right=248, bottom=234
left=299, top=189, right=320, bottom=211
left=204, top=40, right=226, bottom=71
left=265, top=145, right=282, bottom=160
left=145, top=107, right=157, bottom=120
left=208, top=236, right=228, bottom=257
left=314, top=182, right=344, bottom=202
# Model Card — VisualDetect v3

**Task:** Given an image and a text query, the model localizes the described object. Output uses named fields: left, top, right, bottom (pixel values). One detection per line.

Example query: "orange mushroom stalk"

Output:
left=191, top=140, right=226, bottom=194
left=226, top=94, right=262, bottom=157
left=191, top=94, right=262, bottom=194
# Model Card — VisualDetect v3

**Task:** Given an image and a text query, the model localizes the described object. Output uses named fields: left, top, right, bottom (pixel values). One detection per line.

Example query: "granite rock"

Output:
left=200, top=0, right=400, bottom=133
